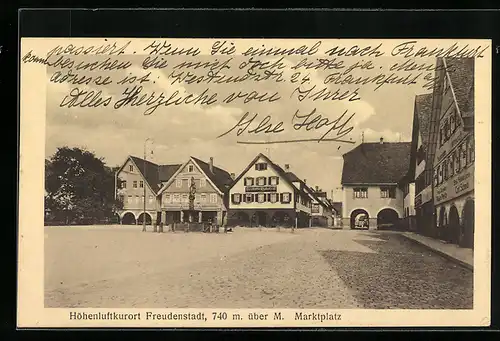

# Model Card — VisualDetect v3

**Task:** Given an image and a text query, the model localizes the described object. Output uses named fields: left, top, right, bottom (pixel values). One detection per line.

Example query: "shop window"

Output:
left=244, top=177, right=255, bottom=186
left=354, top=187, right=368, bottom=199
left=255, top=163, right=268, bottom=171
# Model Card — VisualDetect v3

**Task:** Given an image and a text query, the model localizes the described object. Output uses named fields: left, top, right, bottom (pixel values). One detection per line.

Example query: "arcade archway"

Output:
left=121, top=212, right=136, bottom=225
left=255, top=211, right=268, bottom=227
left=377, top=208, right=399, bottom=229
left=461, top=199, right=474, bottom=248
left=350, top=209, right=369, bottom=229
left=448, top=205, right=460, bottom=244
left=137, top=212, right=152, bottom=225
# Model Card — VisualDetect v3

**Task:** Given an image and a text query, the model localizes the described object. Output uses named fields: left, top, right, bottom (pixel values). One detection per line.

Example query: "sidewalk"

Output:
left=401, top=232, right=473, bottom=270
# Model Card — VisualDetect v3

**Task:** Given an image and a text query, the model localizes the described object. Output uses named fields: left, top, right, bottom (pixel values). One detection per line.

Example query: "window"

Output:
left=449, top=154, right=455, bottom=178
left=461, top=142, right=467, bottom=169
left=245, top=193, right=254, bottom=203
left=129, top=165, right=133, bottom=172
left=210, top=194, right=217, bottom=203
left=439, top=130, right=443, bottom=146
left=149, top=195, right=153, bottom=203
left=255, top=162, right=268, bottom=171
left=201, top=194, right=207, bottom=202
left=121, top=180, right=127, bottom=189
left=269, top=176, right=279, bottom=185
left=454, top=149, right=461, bottom=174
left=438, top=165, right=443, bottom=184
left=128, top=195, right=132, bottom=204
left=468, top=137, right=474, bottom=163
left=188, top=165, right=194, bottom=173
left=354, top=188, right=368, bottom=199
left=257, top=193, right=266, bottom=203
left=281, top=192, right=291, bottom=203
left=180, top=194, right=187, bottom=202
left=135, top=195, right=139, bottom=203
left=434, top=169, right=439, bottom=187
left=165, top=194, right=172, bottom=203
left=176, top=179, right=182, bottom=188
left=232, top=193, right=241, bottom=204
left=200, top=178, right=206, bottom=187
left=141, top=195, right=145, bottom=202
left=133, top=181, right=138, bottom=188
left=443, top=159, right=448, bottom=180
left=312, top=204, right=320, bottom=213
left=139, top=180, right=144, bottom=188
left=256, top=177, right=267, bottom=186
left=269, top=193, right=278, bottom=203
left=244, top=177, right=254, bottom=186
left=380, top=187, right=396, bottom=199
left=173, top=194, right=180, bottom=203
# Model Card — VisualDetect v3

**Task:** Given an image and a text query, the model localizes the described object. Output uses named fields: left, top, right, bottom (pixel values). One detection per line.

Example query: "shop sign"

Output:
left=434, top=164, right=474, bottom=205
left=245, top=186, right=277, bottom=192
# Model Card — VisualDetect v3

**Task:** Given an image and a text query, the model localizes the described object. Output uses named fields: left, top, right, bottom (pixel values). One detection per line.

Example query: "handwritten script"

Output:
left=22, top=39, right=488, bottom=144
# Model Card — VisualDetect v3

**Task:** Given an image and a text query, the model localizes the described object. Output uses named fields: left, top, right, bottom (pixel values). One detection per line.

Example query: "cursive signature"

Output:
left=216, top=112, right=285, bottom=139
left=292, top=108, right=355, bottom=143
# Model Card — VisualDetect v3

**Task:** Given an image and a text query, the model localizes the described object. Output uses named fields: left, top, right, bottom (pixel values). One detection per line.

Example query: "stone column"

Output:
left=180, top=210, right=184, bottom=223
left=198, top=211, right=202, bottom=223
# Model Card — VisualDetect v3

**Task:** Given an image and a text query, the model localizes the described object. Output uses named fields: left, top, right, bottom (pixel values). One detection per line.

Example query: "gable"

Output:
left=163, top=159, right=219, bottom=194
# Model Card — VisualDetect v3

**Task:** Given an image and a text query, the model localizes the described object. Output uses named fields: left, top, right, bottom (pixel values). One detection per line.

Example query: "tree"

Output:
left=45, top=147, right=123, bottom=224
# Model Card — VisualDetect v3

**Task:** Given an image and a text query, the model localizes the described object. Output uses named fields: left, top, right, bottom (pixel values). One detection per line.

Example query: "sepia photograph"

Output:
left=18, top=37, right=491, bottom=327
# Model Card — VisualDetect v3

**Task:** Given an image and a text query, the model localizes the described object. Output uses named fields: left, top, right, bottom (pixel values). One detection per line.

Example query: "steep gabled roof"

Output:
left=415, top=93, right=434, bottom=149
left=341, top=142, right=412, bottom=185
left=127, top=156, right=180, bottom=193
left=191, top=157, right=233, bottom=193
left=445, top=57, right=474, bottom=118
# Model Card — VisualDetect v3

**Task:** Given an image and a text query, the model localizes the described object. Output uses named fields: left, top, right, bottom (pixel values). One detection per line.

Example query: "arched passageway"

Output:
left=377, top=208, right=399, bottom=229
left=137, top=212, right=152, bottom=225
left=448, top=206, right=460, bottom=244
left=461, top=200, right=474, bottom=248
left=121, top=212, right=136, bottom=225
left=350, top=209, right=369, bottom=229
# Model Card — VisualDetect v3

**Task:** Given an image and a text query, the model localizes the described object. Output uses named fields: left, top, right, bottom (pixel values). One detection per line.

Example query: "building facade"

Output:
left=340, top=140, right=411, bottom=229
left=115, top=156, right=180, bottom=225
left=430, top=57, right=475, bottom=248
left=156, top=157, right=233, bottom=226
left=227, top=153, right=314, bottom=228
left=310, top=187, right=335, bottom=227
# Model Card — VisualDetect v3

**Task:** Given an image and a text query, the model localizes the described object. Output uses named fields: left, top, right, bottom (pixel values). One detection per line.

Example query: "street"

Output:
left=45, top=226, right=473, bottom=309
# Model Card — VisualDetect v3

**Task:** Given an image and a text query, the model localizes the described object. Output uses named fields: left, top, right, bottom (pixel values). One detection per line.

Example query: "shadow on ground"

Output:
left=320, top=233, right=473, bottom=309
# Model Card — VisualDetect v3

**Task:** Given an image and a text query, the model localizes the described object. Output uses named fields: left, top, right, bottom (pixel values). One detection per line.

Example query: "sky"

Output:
left=45, top=53, right=435, bottom=200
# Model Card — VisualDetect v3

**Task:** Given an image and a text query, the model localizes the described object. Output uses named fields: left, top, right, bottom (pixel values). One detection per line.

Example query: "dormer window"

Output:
left=255, top=162, right=267, bottom=171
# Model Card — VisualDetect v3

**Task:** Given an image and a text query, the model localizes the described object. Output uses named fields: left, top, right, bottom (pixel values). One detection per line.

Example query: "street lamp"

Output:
left=142, top=138, right=154, bottom=232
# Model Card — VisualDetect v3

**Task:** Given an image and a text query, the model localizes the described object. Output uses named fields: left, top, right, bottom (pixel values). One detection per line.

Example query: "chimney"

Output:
left=230, top=172, right=235, bottom=180
left=303, top=179, right=307, bottom=184
left=284, top=164, right=290, bottom=171
left=315, top=185, right=319, bottom=192
left=209, top=157, right=214, bottom=173
left=380, top=137, right=384, bottom=144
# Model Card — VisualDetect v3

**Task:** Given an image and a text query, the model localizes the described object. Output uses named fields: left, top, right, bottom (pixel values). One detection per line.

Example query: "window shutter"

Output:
left=244, top=178, right=247, bottom=186
left=280, top=193, right=284, bottom=203
left=255, top=164, right=259, bottom=170
left=267, top=193, right=271, bottom=202
left=268, top=177, right=272, bottom=185
left=263, top=177, right=267, bottom=185
left=262, top=193, right=267, bottom=202
left=231, top=194, right=235, bottom=204
left=276, top=177, right=279, bottom=185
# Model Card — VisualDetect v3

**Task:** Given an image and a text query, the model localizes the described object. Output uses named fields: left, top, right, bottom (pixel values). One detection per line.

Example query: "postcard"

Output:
left=18, top=37, right=491, bottom=327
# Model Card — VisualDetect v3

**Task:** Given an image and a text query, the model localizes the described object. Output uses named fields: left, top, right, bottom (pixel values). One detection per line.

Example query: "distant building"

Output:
left=156, top=156, right=233, bottom=226
left=429, top=57, right=475, bottom=248
left=227, top=153, right=316, bottom=228
left=115, top=156, right=180, bottom=225
left=340, top=139, right=411, bottom=229
left=400, top=93, right=434, bottom=233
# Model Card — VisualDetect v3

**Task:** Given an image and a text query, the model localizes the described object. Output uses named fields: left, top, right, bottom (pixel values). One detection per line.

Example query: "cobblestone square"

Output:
left=45, top=226, right=473, bottom=309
